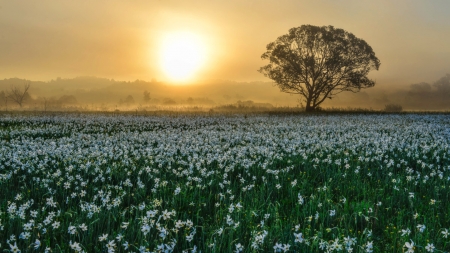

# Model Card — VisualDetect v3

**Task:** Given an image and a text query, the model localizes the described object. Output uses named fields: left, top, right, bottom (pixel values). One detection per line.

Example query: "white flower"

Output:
left=251, top=230, right=268, bottom=249
left=121, top=222, right=129, bottom=229
left=186, top=233, right=194, bottom=242
left=404, top=240, right=415, bottom=253
left=226, top=215, right=234, bottom=226
left=107, top=240, right=116, bottom=249
left=417, top=224, right=426, bottom=233
left=159, top=227, right=168, bottom=239
left=162, top=209, right=172, bottom=220
left=68, top=225, right=77, bottom=234
left=228, top=204, right=235, bottom=213
left=69, top=241, right=82, bottom=252
left=442, top=228, right=449, bottom=238
left=319, top=240, right=327, bottom=250
left=34, top=239, right=41, bottom=249
left=19, top=232, right=31, bottom=240
left=175, top=220, right=185, bottom=228
left=425, top=243, right=435, bottom=252
left=294, top=232, right=303, bottom=243
left=291, top=179, right=297, bottom=186
left=273, top=243, right=282, bottom=252
left=281, top=244, right=290, bottom=252
left=79, top=223, right=88, bottom=231
left=122, top=241, right=129, bottom=250
left=365, top=241, right=373, bottom=253
left=99, top=233, right=108, bottom=242
left=185, top=219, right=193, bottom=228
left=343, top=236, right=356, bottom=247
left=329, top=209, right=336, bottom=216
left=9, top=242, right=21, bottom=253
left=298, top=193, right=304, bottom=205
left=400, top=228, right=411, bottom=236
left=141, top=224, right=151, bottom=235
left=52, top=221, right=60, bottom=229
left=327, top=238, right=342, bottom=251
left=235, top=243, right=244, bottom=253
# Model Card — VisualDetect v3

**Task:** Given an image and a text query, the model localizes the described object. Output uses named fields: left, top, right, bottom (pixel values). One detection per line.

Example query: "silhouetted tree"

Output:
left=433, top=74, right=450, bottom=101
left=120, top=95, right=135, bottom=106
left=162, top=98, right=176, bottom=105
left=143, top=90, right=151, bottom=103
left=7, top=82, right=31, bottom=108
left=259, top=25, right=380, bottom=112
left=0, top=90, right=7, bottom=111
left=42, top=97, right=48, bottom=112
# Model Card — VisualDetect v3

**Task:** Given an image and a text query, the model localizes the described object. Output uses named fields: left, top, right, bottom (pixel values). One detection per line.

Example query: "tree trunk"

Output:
left=305, top=96, right=314, bottom=112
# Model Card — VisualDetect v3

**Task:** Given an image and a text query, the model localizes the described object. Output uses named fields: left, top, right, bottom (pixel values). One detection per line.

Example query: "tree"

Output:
left=433, top=73, right=450, bottom=101
left=0, top=90, right=7, bottom=111
left=119, top=95, right=135, bottom=106
left=143, top=90, right=151, bottom=103
left=7, top=82, right=31, bottom=108
left=259, top=25, right=380, bottom=112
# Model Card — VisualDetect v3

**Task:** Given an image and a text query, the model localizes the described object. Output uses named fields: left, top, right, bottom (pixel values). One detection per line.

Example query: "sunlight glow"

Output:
left=160, top=32, right=206, bottom=82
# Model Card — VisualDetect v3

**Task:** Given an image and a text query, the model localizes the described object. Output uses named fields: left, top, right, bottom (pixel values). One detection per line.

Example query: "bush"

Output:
left=384, top=104, right=403, bottom=112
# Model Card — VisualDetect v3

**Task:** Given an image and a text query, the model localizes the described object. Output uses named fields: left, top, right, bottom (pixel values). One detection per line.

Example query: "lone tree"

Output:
left=259, top=25, right=380, bottom=112
left=7, top=82, right=31, bottom=108
left=0, top=90, right=7, bottom=111
left=143, top=90, right=151, bottom=103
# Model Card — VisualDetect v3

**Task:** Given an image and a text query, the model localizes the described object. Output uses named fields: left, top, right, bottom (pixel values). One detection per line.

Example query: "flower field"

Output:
left=1, top=113, right=449, bottom=252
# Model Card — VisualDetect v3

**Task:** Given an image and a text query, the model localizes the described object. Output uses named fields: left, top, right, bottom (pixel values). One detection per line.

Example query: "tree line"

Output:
left=0, top=82, right=78, bottom=111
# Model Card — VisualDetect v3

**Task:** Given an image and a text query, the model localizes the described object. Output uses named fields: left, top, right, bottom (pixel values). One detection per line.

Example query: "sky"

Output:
left=1, top=0, right=450, bottom=87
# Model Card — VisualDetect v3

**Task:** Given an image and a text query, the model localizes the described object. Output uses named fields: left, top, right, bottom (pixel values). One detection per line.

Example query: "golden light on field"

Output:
left=160, top=32, right=207, bottom=82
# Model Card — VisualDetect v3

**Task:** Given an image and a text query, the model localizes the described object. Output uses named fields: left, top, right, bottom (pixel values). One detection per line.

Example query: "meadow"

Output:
left=0, top=113, right=449, bottom=253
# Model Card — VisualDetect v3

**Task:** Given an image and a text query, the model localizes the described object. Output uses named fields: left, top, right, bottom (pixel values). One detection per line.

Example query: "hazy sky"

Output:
left=1, top=0, right=450, bottom=87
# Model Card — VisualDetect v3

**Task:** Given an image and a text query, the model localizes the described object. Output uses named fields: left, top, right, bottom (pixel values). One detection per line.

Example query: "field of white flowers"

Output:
left=0, top=113, right=449, bottom=252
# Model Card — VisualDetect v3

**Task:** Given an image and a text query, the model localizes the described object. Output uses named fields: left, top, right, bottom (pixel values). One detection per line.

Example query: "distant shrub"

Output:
left=384, top=104, right=403, bottom=112
left=162, top=98, right=177, bottom=105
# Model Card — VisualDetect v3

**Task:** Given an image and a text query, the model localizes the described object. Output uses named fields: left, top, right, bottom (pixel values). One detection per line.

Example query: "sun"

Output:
left=160, top=32, right=206, bottom=82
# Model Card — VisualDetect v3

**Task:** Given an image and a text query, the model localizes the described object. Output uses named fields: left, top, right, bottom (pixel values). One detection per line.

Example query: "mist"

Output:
left=0, top=74, right=449, bottom=112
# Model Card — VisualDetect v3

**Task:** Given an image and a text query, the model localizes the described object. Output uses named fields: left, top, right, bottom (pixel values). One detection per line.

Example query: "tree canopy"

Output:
left=259, top=25, right=380, bottom=111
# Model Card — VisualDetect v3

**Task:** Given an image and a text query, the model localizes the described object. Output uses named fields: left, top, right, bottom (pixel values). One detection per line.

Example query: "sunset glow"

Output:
left=160, top=32, right=206, bottom=82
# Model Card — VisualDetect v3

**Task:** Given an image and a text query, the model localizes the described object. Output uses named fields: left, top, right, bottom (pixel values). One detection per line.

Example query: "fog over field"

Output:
left=1, top=75, right=449, bottom=111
